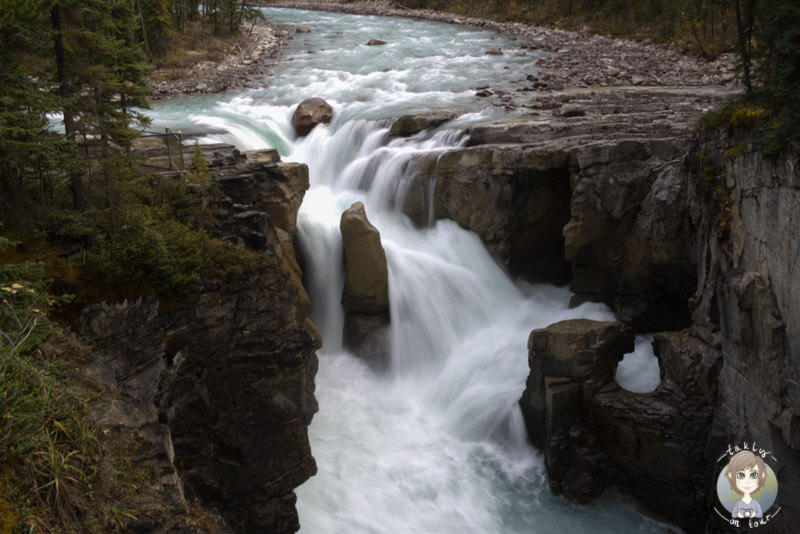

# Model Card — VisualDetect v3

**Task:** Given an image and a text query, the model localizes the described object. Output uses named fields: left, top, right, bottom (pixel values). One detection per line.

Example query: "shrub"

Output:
left=1, top=235, right=96, bottom=532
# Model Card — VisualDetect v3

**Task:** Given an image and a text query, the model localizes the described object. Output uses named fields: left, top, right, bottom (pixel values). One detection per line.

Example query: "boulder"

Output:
left=340, top=202, right=389, bottom=314
left=559, top=104, right=586, bottom=117
left=296, top=26, right=311, bottom=33
left=292, top=97, right=333, bottom=137
left=520, top=319, right=634, bottom=452
left=388, top=110, right=459, bottom=137
left=485, top=48, right=503, bottom=55
left=366, top=39, right=386, bottom=46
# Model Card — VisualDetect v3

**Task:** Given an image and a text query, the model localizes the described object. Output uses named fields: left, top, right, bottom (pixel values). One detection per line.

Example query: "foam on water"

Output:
left=146, top=8, right=671, bottom=533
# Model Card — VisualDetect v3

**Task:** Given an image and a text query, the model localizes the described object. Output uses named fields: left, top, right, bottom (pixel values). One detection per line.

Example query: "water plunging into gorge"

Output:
left=148, top=8, right=665, bottom=532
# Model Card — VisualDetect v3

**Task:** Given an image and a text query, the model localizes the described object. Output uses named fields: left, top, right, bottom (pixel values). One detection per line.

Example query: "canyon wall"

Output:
left=79, top=147, right=319, bottom=533
left=399, top=91, right=798, bottom=531
left=688, top=129, right=799, bottom=532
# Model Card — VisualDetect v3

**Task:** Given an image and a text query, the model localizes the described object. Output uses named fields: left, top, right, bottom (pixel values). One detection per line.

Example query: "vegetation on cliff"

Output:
left=0, top=236, right=98, bottom=532
left=403, top=0, right=740, bottom=53
left=0, top=3, right=272, bottom=529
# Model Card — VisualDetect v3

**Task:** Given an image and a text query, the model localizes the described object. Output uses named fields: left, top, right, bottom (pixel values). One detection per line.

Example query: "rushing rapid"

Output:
left=148, top=8, right=665, bottom=533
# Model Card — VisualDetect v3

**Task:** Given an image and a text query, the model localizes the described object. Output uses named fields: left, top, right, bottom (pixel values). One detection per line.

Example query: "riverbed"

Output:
left=148, top=7, right=672, bottom=533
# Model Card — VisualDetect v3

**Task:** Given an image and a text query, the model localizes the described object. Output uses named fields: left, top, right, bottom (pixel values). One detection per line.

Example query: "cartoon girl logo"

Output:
left=726, top=451, right=767, bottom=518
left=716, top=449, right=779, bottom=525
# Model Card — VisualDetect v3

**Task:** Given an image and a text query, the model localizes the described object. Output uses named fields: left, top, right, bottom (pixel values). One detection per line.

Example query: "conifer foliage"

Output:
left=1, top=0, right=151, bottom=219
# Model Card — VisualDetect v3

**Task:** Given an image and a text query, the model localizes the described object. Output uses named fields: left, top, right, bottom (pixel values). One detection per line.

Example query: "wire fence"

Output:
left=138, top=128, right=185, bottom=175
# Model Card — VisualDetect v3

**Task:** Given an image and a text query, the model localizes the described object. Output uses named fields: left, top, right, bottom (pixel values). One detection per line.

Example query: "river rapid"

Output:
left=148, top=8, right=666, bottom=533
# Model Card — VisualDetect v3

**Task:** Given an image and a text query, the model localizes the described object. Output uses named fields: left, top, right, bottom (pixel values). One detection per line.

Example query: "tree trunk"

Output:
left=136, top=0, right=152, bottom=59
left=51, top=3, right=86, bottom=210
left=734, top=0, right=753, bottom=93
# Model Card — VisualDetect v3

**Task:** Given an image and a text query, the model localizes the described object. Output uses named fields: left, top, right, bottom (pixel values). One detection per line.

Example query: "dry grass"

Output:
left=150, top=21, right=239, bottom=83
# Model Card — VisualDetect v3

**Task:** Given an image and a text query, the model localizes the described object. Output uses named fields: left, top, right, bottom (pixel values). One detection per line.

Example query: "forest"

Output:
left=0, top=0, right=799, bottom=531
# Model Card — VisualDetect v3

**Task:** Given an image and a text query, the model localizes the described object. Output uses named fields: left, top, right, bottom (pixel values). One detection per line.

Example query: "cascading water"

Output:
left=148, top=8, right=666, bottom=532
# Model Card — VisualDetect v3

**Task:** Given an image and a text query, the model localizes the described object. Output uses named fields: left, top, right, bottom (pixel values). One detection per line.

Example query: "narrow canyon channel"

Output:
left=148, top=7, right=667, bottom=533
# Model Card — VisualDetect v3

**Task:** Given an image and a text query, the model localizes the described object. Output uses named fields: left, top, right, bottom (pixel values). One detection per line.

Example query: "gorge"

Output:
left=78, top=5, right=798, bottom=533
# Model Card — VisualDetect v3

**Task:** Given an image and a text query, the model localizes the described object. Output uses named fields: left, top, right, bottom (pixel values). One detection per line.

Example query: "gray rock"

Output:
left=88, top=398, right=159, bottom=428
left=559, top=104, right=586, bottom=117
left=388, top=110, right=459, bottom=137
left=292, top=97, right=333, bottom=137
left=340, top=202, right=390, bottom=314
left=244, top=148, right=281, bottom=163
left=296, top=26, right=311, bottom=33
left=343, top=311, right=391, bottom=370
left=520, top=321, right=719, bottom=530
left=80, top=146, right=319, bottom=534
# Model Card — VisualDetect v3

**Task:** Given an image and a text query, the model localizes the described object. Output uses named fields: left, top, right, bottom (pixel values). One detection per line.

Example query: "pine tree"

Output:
left=0, top=0, right=68, bottom=220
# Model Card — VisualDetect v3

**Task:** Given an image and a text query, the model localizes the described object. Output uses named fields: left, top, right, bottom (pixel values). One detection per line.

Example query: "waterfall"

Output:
left=289, top=118, right=667, bottom=533
left=146, top=8, right=667, bottom=532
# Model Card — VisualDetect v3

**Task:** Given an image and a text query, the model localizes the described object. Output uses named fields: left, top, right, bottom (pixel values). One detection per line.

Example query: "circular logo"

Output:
left=716, top=450, right=779, bottom=521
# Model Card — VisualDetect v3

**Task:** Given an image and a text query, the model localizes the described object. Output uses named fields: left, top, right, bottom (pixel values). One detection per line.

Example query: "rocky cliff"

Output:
left=403, top=87, right=726, bottom=330
left=398, top=89, right=798, bottom=531
left=687, top=129, right=799, bottom=532
left=78, top=146, right=319, bottom=533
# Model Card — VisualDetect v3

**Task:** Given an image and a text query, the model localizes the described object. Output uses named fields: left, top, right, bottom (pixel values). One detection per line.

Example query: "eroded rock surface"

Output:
left=389, top=110, right=459, bottom=137
left=340, top=202, right=391, bottom=368
left=520, top=321, right=720, bottom=531
left=292, top=97, right=333, bottom=137
left=403, top=88, right=730, bottom=329
left=80, top=145, right=319, bottom=533
left=685, top=131, right=800, bottom=531
left=340, top=202, right=389, bottom=314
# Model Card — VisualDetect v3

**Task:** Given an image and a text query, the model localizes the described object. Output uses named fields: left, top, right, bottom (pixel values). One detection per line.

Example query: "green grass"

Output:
left=1, top=236, right=98, bottom=532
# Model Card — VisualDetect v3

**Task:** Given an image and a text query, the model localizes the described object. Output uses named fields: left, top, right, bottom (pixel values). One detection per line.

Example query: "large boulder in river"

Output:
left=340, top=202, right=391, bottom=368
left=292, top=97, right=333, bottom=137
left=340, top=202, right=389, bottom=314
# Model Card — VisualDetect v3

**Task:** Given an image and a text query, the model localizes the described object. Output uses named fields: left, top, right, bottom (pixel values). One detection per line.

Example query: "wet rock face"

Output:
left=388, top=110, right=459, bottom=137
left=403, top=144, right=573, bottom=284
left=403, top=88, right=731, bottom=327
left=340, top=202, right=391, bottom=368
left=157, top=271, right=318, bottom=534
left=80, top=145, right=319, bottom=534
left=340, top=202, right=390, bottom=314
left=292, top=97, right=333, bottom=137
left=564, top=139, right=696, bottom=331
left=520, top=321, right=720, bottom=532
left=686, top=133, right=800, bottom=531
left=519, top=319, right=633, bottom=454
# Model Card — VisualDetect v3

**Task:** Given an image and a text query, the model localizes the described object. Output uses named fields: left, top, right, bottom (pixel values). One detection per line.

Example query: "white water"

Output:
left=148, top=8, right=667, bottom=532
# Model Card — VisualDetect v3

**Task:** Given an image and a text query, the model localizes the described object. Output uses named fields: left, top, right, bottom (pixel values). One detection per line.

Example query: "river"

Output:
left=148, top=7, right=666, bottom=533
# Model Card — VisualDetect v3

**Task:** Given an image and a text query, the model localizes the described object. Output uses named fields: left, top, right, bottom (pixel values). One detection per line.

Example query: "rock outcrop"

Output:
left=340, top=202, right=390, bottom=368
left=520, top=321, right=720, bottom=532
left=403, top=88, right=727, bottom=329
left=217, top=153, right=319, bottom=345
left=388, top=110, right=459, bottom=137
left=79, top=145, right=319, bottom=533
left=292, top=97, right=333, bottom=137
left=685, top=130, right=800, bottom=531
left=512, top=117, right=799, bottom=531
